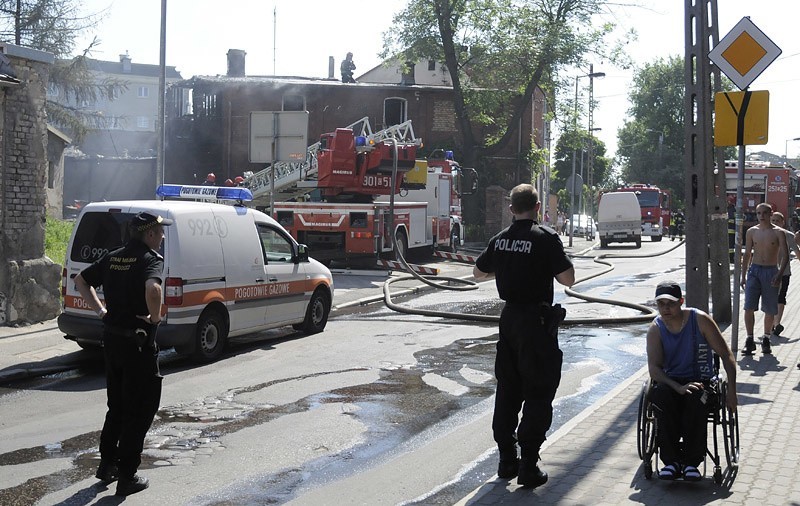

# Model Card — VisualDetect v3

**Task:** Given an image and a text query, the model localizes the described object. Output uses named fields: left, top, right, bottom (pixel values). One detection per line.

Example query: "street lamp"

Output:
left=586, top=126, right=602, bottom=235
left=569, top=66, right=605, bottom=247
left=785, top=137, right=800, bottom=162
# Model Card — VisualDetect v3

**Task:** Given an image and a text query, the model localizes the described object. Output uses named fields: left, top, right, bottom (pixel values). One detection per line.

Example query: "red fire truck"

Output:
left=615, top=184, right=672, bottom=241
left=724, top=160, right=800, bottom=229
left=244, top=118, right=476, bottom=265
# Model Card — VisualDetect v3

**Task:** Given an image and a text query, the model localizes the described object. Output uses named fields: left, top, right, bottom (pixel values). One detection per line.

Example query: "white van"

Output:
left=597, top=191, right=642, bottom=248
left=58, top=185, right=334, bottom=362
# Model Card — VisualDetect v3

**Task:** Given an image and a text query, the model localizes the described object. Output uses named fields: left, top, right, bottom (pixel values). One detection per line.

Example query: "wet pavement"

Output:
left=3, top=237, right=760, bottom=504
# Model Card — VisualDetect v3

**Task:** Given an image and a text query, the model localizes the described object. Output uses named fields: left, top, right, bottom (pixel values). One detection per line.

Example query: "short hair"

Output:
left=773, top=211, right=785, bottom=222
left=756, top=202, right=773, bottom=214
left=510, top=184, right=539, bottom=213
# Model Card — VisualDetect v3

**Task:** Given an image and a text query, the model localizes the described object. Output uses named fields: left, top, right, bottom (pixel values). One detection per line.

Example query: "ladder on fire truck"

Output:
left=244, top=117, right=420, bottom=203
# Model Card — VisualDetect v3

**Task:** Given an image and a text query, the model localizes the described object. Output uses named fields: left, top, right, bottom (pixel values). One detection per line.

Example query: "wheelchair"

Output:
left=637, top=371, right=739, bottom=484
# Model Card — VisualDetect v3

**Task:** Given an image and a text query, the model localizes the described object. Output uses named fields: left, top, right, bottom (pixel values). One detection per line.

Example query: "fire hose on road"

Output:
left=382, top=238, right=686, bottom=325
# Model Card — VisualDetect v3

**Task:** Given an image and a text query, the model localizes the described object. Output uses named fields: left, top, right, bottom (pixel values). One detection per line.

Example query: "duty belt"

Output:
left=104, top=324, right=148, bottom=339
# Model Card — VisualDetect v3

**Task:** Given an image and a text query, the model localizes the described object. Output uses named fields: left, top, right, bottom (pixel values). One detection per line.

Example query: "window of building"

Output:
left=383, top=97, right=408, bottom=127
left=137, top=116, right=149, bottom=129
left=282, top=94, right=305, bottom=111
left=428, top=60, right=436, bottom=71
left=47, top=161, right=55, bottom=189
left=138, top=86, right=149, bottom=98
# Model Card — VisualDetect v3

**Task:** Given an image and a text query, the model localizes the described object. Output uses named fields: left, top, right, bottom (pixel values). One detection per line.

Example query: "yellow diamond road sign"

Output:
left=709, top=17, right=781, bottom=90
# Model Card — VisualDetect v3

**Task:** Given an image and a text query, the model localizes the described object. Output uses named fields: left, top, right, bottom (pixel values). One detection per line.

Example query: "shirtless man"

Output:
left=769, top=212, right=800, bottom=339
left=740, top=202, right=789, bottom=355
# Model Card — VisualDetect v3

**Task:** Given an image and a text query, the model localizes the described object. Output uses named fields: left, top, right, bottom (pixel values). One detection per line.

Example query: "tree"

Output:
left=383, top=0, right=623, bottom=181
left=551, top=127, right=609, bottom=212
left=0, top=0, right=122, bottom=141
left=615, top=56, right=687, bottom=205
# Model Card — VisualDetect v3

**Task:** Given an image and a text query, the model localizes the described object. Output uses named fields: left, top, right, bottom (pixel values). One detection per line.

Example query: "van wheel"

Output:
left=294, top=288, right=330, bottom=334
left=599, top=237, right=608, bottom=248
left=635, top=237, right=642, bottom=248
left=193, top=310, right=228, bottom=362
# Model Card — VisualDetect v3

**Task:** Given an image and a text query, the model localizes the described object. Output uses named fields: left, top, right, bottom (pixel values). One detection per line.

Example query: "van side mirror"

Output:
left=294, top=243, right=310, bottom=263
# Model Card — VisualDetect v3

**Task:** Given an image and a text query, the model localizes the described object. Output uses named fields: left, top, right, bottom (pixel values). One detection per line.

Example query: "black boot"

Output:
left=95, top=460, right=119, bottom=482
left=517, top=457, right=548, bottom=488
left=116, top=475, right=149, bottom=496
left=497, top=447, right=519, bottom=479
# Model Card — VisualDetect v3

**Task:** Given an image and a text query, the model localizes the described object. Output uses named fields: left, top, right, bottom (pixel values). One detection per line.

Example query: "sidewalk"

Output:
left=457, top=258, right=800, bottom=504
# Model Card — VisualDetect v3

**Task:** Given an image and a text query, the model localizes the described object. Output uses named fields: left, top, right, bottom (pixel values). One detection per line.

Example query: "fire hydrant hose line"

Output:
left=382, top=237, right=686, bottom=325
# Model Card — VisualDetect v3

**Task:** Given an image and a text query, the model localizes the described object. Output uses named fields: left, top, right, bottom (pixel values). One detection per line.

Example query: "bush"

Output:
left=45, top=216, right=74, bottom=266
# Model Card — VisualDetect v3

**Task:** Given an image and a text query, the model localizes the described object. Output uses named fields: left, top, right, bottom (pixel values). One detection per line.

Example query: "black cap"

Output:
left=655, top=281, right=682, bottom=301
left=131, top=211, right=173, bottom=232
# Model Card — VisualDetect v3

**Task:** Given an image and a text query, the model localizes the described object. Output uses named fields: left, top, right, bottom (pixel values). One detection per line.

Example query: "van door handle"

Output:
left=255, top=278, right=265, bottom=283
left=268, top=277, right=278, bottom=282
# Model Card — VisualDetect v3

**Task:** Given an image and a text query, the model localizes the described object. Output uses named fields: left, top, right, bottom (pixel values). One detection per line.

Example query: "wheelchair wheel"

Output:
left=637, top=378, right=656, bottom=461
left=720, top=382, right=740, bottom=468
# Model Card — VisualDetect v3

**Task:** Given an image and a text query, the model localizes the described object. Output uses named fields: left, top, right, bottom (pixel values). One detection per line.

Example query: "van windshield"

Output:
left=70, top=212, right=134, bottom=263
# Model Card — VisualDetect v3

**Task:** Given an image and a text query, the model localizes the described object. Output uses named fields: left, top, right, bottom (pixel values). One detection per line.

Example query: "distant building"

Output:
left=358, top=58, right=454, bottom=86
left=165, top=50, right=545, bottom=189
left=49, top=52, right=185, bottom=158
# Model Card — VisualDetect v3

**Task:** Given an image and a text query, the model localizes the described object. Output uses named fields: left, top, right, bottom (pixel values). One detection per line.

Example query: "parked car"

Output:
left=570, top=214, right=596, bottom=237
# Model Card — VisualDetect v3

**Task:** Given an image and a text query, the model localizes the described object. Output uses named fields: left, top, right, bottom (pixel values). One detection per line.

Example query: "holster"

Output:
left=541, top=303, right=567, bottom=339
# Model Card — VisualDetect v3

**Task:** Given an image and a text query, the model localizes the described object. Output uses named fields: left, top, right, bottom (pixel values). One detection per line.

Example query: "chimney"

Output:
left=328, top=56, right=335, bottom=79
left=227, top=49, right=246, bottom=77
left=120, top=51, right=131, bottom=74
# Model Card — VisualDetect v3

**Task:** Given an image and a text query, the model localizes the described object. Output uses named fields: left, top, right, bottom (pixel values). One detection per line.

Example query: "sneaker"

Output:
left=743, top=336, right=756, bottom=355
left=517, top=458, right=548, bottom=488
left=498, top=457, right=520, bottom=479
left=95, top=461, right=119, bottom=482
left=116, top=475, right=149, bottom=496
left=762, top=335, right=772, bottom=354
left=773, top=324, right=784, bottom=336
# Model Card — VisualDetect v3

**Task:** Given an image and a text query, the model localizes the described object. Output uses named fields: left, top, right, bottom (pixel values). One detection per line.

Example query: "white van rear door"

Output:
left=256, top=223, right=307, bottom=325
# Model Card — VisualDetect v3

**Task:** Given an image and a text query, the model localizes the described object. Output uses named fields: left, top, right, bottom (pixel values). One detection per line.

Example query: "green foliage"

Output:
left=551, top=128, right=609, bottom=197
left=45, top=215, right=73, bottom=266
left=614, top=55, right=733, bottom=204
left=0, top=1, right=122, bottom=141
left=615, top=56, right=685, bottom=201
left=382, top=0, right=627, bottom=172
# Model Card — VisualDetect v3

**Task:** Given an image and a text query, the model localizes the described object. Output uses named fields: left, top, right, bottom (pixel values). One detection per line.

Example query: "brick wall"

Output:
left=0, top=45, right=61, bottom=325
left=1, top=56, right=49, bottom=260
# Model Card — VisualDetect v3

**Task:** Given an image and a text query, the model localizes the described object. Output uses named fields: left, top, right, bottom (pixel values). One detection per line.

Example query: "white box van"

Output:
left=597, top=191, right=642, bottom=248
left=58, top=185, right=334, bottom=362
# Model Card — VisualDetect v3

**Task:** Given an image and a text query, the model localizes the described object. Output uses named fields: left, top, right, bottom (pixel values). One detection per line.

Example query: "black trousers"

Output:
left=650, top=380, right=708, bottom=467
left=99, top=330, right=163, bottom=478
left=492, top=304, right=562, bottom=459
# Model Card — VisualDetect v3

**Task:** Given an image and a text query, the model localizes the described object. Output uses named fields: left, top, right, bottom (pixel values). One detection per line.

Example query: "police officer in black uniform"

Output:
left=473, top=184, right=575, bottom=488
left=74, top=211, right=172, bottom=496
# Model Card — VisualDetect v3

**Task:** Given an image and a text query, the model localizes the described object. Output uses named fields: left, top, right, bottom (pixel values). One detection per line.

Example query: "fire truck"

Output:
left=615, top=184, right=672, bottom=241
left=243, top=118, right=477, bottom=265
left=724, top=160, right=800, bottom=229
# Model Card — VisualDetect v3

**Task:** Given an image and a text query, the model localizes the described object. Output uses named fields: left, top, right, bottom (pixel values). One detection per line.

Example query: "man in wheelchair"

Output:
left=646, top=281, right=738, bottom=481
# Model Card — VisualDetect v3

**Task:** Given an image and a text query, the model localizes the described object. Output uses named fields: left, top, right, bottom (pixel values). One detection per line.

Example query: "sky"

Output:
left=74, top=0, right=800, bottom=162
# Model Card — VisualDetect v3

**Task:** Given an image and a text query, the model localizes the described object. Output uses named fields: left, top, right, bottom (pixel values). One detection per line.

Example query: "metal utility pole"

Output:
left=569, top=67, right=605, bottom=247
left=156, top=0, right=167, bottom=187
left=587, top=64, right=597, bottom=224
left=684, top=0, right=730, bottom=317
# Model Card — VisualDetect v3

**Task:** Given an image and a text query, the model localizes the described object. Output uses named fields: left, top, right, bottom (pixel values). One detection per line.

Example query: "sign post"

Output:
left=709, top=16, right=781, bottom=354
left=249, top=111, right=309, bottom=212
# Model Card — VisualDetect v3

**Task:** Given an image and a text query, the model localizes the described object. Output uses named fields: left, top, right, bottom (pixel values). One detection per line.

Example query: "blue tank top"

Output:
left=654, top=309, right=714, bottom=380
